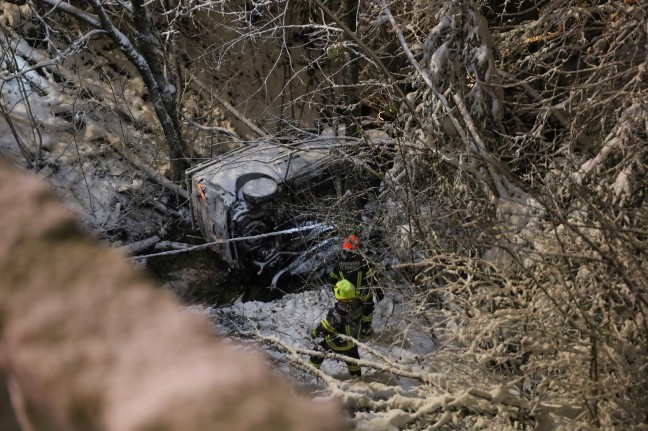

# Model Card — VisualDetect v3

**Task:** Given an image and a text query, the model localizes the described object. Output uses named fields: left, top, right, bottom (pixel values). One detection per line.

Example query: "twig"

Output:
left=182, top=115, right=240, bottom=139
left=0, top=30, right=106, bottom=82
left=310, top=0, right=424, bottom=130
left=190, top=78, right=267, bottom=138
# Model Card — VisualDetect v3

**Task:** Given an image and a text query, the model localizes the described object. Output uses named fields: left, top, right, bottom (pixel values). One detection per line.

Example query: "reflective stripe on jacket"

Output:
left=312, top=299, right=364, bottom=351
left=330, top=254, right=374, bottom=301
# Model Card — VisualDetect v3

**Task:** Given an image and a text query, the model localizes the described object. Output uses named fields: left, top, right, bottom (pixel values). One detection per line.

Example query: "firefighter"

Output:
left=329, top=234, right=384, bottom=338
left=309, top=279, right=364, bottom=377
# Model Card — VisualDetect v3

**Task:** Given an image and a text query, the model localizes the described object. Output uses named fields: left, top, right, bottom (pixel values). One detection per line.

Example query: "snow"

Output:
left=427, top=42, right=449, bottom=87
left=209, top=285, right=437, bottom=375
left=0, top=26, right=178, bottom=243
left=203, top=284, right=439, bottom=429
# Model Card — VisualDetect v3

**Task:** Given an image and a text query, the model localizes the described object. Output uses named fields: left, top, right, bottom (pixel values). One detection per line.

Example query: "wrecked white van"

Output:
left=186, top=138, right=355, bottom=275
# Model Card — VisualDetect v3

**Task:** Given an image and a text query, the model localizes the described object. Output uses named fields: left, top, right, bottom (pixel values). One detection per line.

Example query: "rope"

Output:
left=130, top=223, right=333, bottom=260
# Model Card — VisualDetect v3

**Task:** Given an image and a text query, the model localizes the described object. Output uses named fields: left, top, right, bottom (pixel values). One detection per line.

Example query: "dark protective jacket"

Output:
left=312, top=299, right=364, bottom=351
left=330, top=252, right=385, bottom=308
left=329, top=252, right=375, bottom=302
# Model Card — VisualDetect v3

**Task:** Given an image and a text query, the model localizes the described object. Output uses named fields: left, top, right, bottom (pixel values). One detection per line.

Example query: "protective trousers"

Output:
left=308, top=340, right=361, bottom=377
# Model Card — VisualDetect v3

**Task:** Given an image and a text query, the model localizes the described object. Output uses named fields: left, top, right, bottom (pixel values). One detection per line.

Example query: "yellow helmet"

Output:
left=334, top=279, right=356, bottom=302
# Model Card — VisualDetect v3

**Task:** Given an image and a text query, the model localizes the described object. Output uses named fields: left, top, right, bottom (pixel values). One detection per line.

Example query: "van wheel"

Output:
left=241, top=177, right=278, bottom=204
left=235, top=217, right=280, bottom=272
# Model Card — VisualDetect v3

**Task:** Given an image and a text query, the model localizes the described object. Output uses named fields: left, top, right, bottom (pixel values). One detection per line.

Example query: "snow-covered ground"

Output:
left=203, top=285, right=439, bottom=430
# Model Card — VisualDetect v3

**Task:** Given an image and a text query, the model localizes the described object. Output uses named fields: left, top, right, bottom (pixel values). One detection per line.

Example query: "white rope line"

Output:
left=130, top=223, right=333, bottom=260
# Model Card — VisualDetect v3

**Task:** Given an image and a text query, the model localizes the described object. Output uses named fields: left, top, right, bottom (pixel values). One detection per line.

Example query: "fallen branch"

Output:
left=256, top=333, right=448, bottom=389
left=120, top=235, right=160, bottom=254
left=154, top=241, right=193, bottom=251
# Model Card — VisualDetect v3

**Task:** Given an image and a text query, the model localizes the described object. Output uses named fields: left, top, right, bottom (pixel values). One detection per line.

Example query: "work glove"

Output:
left=310, top=325, right=326, bottom=345
left=310, top=325, right=325, bottom=339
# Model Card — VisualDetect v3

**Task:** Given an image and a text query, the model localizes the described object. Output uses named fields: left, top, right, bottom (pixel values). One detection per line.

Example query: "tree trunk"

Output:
left=84, top=0, right=189, bottom=181
left=130, top=0, right=189, bottom=180
left=341, top=0, right=361, bottom=138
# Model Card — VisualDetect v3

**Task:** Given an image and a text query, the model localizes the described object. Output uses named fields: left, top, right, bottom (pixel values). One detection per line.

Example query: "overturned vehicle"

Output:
left=186, top=136, right=382, bottom=278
